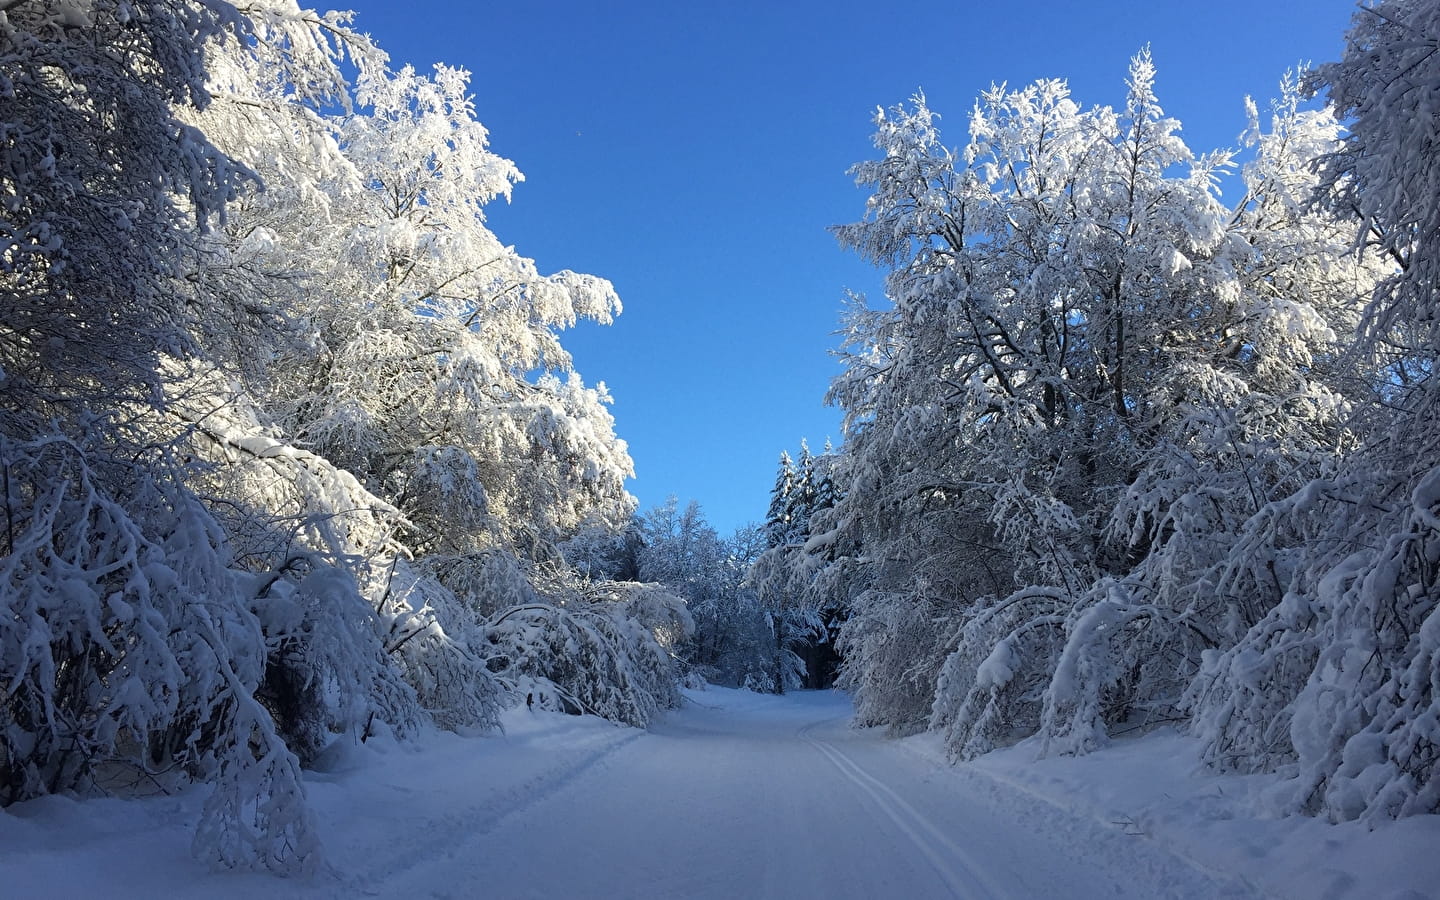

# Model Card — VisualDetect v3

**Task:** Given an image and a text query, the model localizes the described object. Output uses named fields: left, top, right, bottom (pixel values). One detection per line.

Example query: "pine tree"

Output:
left=811, top=439, right=841, bottom=518
left=786, top=439, right=819, bottom=543
left=764, top=451, right=797, bottom=549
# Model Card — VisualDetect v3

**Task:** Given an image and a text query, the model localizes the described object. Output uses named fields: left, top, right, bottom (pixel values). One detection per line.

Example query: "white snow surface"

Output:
left=2, top=687, right=1435, bottom=898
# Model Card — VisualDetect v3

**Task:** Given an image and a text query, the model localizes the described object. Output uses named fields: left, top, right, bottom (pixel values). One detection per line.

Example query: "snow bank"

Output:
left=0, top=708, right=637, bottom=898
left=902, top=726, right=1440, bottom=900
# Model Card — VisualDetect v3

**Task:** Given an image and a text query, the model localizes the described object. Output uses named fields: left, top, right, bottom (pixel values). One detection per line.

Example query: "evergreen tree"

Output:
left=764, top=451, right=797, bottom=548
left=811, top=439, right=841, bottom=518
left=786, top=439, right=818, bottom=542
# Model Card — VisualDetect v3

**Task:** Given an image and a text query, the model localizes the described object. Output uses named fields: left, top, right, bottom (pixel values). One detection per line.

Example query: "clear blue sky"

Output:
left=338, top=0, right=1355, bottom=535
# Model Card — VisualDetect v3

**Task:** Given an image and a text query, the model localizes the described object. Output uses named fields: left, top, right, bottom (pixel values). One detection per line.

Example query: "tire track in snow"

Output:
left=800, top=718, right=1005, bottom=900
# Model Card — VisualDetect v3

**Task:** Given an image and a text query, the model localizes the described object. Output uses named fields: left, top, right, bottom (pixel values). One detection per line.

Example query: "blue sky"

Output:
left=339, top=0, right=1355, bottom=534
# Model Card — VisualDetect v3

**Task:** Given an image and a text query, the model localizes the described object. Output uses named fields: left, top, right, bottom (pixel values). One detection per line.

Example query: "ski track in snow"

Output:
left=800, top=717, right=1004, bottom=899
left=332, top=726, right=645, bottom=896
left=895, top=738, right=1260, bottom=898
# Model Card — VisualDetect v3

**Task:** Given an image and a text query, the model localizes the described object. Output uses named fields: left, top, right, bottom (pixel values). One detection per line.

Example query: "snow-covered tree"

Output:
left=765, top=451, right=798, bottom=548
left=827, top=52, right=1383, bottom=754
left=0, top=2, right=378, bottom=874
left=749, top=441, right=846, bottom=690
left=203, top=60, right=634, bottom=562
left=634, top=500, right=790, bottom=690
left=179, top=29, right=650, bottom=735
left=482, top=578, right=690, bottom=726
left=0, top=0, right=248, bottom=426
left=0, top=0, right=671, bottom=876
left=1187, top=0, right=1440, bottom=822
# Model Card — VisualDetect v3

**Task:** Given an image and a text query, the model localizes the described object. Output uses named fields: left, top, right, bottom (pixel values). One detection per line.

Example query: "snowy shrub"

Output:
left=251, top=562, right=428, bottom=760
left=179, top=391, right=430, bottom=742
left=1188, top=469, right=1440, bottom=821
left=377, top=560, right=503, bottom=734
left=934, top=576, right=1215, bottom=761
left=931, top=588, right=1069, bottom=759
left=601, top=581, right=694, bottom=713
left=838, top=583, right=958, bottom=735
left=0, top=437, right=249, bottom=802
left=609, top=579, right=697, bottom=658
left=185, top=396, right=508, bottom=741
left=482, top=580, right=690, bottom=727
left=1182, top=482, right=1342, bottom=774
left=0, top=435, right=327, bottom=874
left=189, top=609, right=322, bottom=878
left=1036, top=581, right=1211, bottom=757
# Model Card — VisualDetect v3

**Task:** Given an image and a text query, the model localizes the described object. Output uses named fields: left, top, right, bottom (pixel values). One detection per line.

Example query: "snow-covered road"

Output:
left=1, top=688, right=1333, bottom=898
left=352, top=689, right=1255, bottom=899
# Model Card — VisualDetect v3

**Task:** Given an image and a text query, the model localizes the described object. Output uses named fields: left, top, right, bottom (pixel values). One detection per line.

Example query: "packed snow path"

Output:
left=354, top=689, right=1254, bottom=899
left=2, top=689, right=1268, bottom=898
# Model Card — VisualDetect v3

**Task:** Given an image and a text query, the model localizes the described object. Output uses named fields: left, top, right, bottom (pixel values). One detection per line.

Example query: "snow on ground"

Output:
left=903, top=725, right=1440, bottom=900
left=0, top=688, right=1435, bottom=898
left=0, top=709, right=640, bottom=898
